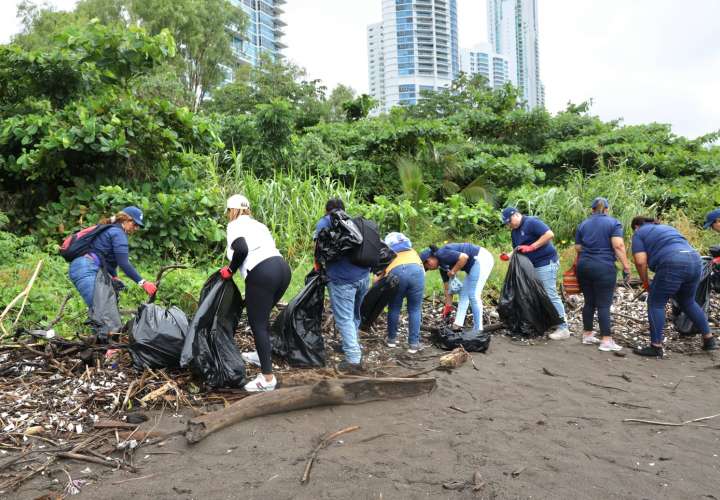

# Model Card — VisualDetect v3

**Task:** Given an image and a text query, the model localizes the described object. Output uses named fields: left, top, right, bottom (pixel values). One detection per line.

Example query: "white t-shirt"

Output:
left=226, top=216, right=281, bottom=278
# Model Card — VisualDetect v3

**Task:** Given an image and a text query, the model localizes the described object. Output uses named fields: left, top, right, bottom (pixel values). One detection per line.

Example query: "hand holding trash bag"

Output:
left=516, top=245, right=536, bottom=254
left=141, top=281, right=158, bottom=295
left=219, top=266, right=233, bottom=280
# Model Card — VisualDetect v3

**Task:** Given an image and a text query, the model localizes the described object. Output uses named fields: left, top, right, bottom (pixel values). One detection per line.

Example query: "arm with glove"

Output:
left=220, top=237, right=249, bottom=280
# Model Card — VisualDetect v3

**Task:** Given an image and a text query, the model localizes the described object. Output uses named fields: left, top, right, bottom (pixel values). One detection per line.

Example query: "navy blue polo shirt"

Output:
left=435, top=243, right=480, bottom=273
left=315, top=216, right=369, bottom=284
left=511, top=216, right=558, bottom=268
left=89, top=225, right=142, bottom=282
left=575, top=214, right=624, bottom=267
left=631, top=224, right=694, bottom=271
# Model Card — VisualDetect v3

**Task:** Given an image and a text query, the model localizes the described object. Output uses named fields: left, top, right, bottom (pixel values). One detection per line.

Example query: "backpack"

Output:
left=349, top=216, right=386, bottom=267
left=59, top=224, right=113, bottom=262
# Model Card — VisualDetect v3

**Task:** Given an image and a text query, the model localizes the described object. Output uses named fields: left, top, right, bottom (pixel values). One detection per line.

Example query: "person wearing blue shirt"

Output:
left=574, top=198, right=632, bottom=352
left=314, top=198, right=370, bottom=373
left=68, top=207, right=157, bottom=341
left=704, top=208, right=720, bottom=233
left=419, top=242, right=494, bottom=334
left=501, top=207, right=569, bottom=340
left=630, top=216, right=717, bottom=357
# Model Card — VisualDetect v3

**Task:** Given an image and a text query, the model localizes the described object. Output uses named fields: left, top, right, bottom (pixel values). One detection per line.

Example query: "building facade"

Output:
left=460, top=42, right=510, bottom=89
left=230, top=0, right=287, bottom=67
left=487, top=0, right=543, bottom=108
left=368, top=0, right=460, bottom=112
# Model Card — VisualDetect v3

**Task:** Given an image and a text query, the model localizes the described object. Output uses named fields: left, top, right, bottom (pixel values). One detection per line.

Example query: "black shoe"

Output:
left=633, top=344, right=664, bottom=358
left=702, top=336, right=718, bottom=351
left=337, top=361, right=364, bottom=374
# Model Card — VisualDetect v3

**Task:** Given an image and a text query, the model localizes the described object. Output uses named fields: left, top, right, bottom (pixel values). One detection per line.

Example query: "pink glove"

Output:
left=219, top=266, right=233, bottom=280
left=517, top=245, right=536, bottom=254
left=141, top=281, right=157, bottom=295
left=499, top=252, right=510, bottom=262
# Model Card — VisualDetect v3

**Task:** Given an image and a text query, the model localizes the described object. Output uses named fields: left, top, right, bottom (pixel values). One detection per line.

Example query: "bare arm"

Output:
left=532, top=230, right=555, bottom=249
left=633, top=251, right=649, bottom=285
left=447, top=253, right=469, bottom=277
left=611, top=236, right=631, bottom=272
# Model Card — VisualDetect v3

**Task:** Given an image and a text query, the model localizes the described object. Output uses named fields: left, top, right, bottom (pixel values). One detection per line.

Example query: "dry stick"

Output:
left=111, top=474, right=156, bottom=485
left=623, top=412, right=720, bottom=427
left=612, top=311, right=646, bottom=325
left=301, top=426, right=360, bottom=484
left=12, top=260, right=44, bottom=327
left=45, top=292, right=73, bottom=329
left=56, top=451, right=128, bottom=470
left=584, top=381, right=629, bottom=393
left=4, top=455, right=56, bottom=492
left=0, top=260, right=43, bottom=337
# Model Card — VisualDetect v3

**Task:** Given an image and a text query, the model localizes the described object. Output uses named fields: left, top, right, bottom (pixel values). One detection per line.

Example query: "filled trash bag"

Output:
left=271, top=270, right=326, bottom=367
left=710, top=246, right=720, bottom=293
left=359, top=274, right=400, bottom=330
left=89, top=269, right=123, bottom=341
left=315, top=210, right=363, bottom=265
left=433, top=326, right=491, bottom=352
left=371, top=242, right=397, bottom=274
left=128, top=304, right=188, bottom=369
left=180, top=273, right=245, bottom=388
left=497, top=253, right=561, bottom=337
left=671, top=256, right=712, bottom=336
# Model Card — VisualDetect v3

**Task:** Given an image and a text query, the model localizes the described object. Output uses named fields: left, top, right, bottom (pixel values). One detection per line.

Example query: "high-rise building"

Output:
left=487, top=0, right=544, bottom=108
left=368, top=0, right=460, bottom=112
left=229, top=0, right=287, bottom=67
left=460, top=42, right=510, bottom=89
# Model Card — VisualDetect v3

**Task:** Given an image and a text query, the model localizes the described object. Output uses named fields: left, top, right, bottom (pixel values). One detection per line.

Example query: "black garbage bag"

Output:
left=710, top=246, right=720, bottom=293
left=315, top=210, right=363, bottom=265
left=271, top=270, right=326, bottom=367
left=497, top=253, right=561, bottom=337
left=89, top=269, right=122, bottom=341
left=359, top=274, right=400, bottom=330
left=128, top=304, right=188, bottom=369
left=432, top=326, right=491, bottom=353
left=671, top=256, right=712, bottom=336
left=370, top=243, right=397, bottom=274
left=180, top=273, right=245, bottom=388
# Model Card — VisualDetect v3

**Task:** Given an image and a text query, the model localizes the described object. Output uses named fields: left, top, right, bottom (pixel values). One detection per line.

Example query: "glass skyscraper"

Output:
left=229, top=0, right=287, bottom=67
left=368, top=0, right=460, bottom=112
left=460, top=43, right=511, bottom=89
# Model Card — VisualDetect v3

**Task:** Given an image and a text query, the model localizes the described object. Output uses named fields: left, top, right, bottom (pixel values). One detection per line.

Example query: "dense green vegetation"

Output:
left=1, top=3, right=718, bottom=336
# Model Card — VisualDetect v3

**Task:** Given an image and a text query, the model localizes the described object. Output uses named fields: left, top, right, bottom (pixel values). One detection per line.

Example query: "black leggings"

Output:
left=577, top=258, right=616, bottom=337
left=245, top=256, right=292, bottom=374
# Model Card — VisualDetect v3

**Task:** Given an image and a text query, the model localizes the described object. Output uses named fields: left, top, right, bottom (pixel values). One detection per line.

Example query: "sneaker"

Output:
left=633, top=344, right=664, bottom=358
left=582, top=333, right=600, bottom=345
left=241, top=351, right=261, bottom=367
left=337, top=360, right=364, bottom=374
left=702, top=336, right=718, bottom=351
left=244, top=373, right=277, bottom=392
left=386, top=339, right=398, bottom=348
left=548, top=327, right=571, bottom=340
left=407, top=343, right=426, bottom=354
left=598, top=339, right=622, bottom=352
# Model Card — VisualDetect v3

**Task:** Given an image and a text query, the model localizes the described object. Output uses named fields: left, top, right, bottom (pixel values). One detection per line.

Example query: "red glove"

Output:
left=642, top=280, right=650, bottom=291
left=442, top=304, right=454, bottom=318
left=141, top=281, right=157, bottom=295
left=517, top=245, right=536, bottom=254
left=499, top=252, right=510, bottom=262
left=219, top=266, right=233, bottom=280
left=712, top=256, right=720, bottom=265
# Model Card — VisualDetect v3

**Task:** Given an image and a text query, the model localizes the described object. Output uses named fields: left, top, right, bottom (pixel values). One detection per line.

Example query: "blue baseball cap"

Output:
left=419, top=248, right=432, bottom=262
left=591, top=197, right=609, bottom=209
left=704, top=208, right=720, bottom=229
left=502, top=207, right=518, bottom=224
left=122, top=206, right=145, bottom=227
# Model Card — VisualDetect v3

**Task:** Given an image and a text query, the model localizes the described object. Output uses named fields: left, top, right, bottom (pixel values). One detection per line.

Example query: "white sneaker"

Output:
left=407, top=344, right=426, bottom=354
left=548, top=327, right=571, bottom=340
left=244, top=373, right=277, bottom=392
left=598, top=340, right=623, bottom=352
left=241, top=351, right=261, bottom=367
left=386, top=340, right=397, bottom=348
left=582, top=333, right=600, bottom=345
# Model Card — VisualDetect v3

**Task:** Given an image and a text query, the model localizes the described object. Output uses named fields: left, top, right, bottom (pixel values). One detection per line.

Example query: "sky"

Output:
left=1, top=0, right=718, bottom=138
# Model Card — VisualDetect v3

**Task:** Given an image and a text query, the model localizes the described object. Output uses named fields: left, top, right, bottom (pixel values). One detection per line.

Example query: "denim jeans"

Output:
left=454, top=248, right=494, bottom=332
left=535, top=260, right=567, bottom=328
left=648, top=252, right=709, bottom=344
left=387, top=264, right=425, bottom=346
left=69, top=256, right=99, bottom=308
left=577, top=258, right=616, bottom=336
left=328, top=276, right=369, bottom=364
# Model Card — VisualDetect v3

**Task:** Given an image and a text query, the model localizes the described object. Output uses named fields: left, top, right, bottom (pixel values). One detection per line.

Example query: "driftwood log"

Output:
left=186, top=377, right=436, bottom=444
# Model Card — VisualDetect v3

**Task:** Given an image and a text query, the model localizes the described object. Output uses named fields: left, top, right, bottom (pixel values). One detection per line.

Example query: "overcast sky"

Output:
left=1, top=0, right=718, bottom=138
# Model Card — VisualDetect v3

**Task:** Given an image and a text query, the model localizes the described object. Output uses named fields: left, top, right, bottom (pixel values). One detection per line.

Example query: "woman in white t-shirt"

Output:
left=219, top=195, right=291, bottom=392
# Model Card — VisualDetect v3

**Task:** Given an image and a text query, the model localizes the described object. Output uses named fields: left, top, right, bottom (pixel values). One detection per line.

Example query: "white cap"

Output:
left=227, top=194, right=250, bottom=210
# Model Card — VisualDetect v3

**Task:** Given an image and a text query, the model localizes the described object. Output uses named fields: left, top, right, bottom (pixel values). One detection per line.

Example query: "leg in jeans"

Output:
left=328, top=279, right=364, bottom=364
left=405, top=265, right=425, bottom=346
left=387, top=266, right=410, bottom=342
left=454, top=263, right=479, bottom=329
left=68, top=256, right=99, bottom=308
left=647, top=263, right=684, bottom=345
left=595, top=270, right=616, bottom=337
left=674, top=257, right=710, bottom=335
left=470, top=249, right=494, bottom=331
left=535, top=261, right=567, bottom=328
left=577, top=261, right=597, bottom=332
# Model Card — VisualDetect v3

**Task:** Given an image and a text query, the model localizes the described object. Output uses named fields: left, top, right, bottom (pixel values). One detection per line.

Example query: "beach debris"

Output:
left=301, top=425, right=360, bottom=484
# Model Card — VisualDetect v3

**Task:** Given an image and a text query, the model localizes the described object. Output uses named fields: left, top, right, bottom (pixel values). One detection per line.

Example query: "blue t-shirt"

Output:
left=89, top=225, right=142, bottom=282
left=631, top=224, right=694, bottom=271
left=575, top=214, right=624, bottom=267
left=435, top=243, right=480, bottom=274
left=315, top=216, right=369, bottom=284
left=511, top=216, right=558, bottom=268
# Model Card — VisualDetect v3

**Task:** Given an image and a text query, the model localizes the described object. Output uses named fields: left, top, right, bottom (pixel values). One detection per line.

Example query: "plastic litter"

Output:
left=671, top=256, right=712, bottom=335
left=448, top=277, right=463, bottom=295
left=497, top=253, right=561, bottom=337
left=433, top=326, right=491, bottom=352
left=315, top=210, right=363, bottom=265
left=271, top=270, right=326, bottom=367
left=180, top=273, right=246, bottom=388
left=89, top=269, right=122, bottom=341
left=128, top=304, right=188, bottom=369
left=359, top=274, right=400, bottom=331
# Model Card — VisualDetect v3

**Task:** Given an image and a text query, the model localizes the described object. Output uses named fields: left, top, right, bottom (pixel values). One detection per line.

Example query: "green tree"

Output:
left=326, top=84, right=355, bottom=122
left=342, top=94, right=376, bottom=122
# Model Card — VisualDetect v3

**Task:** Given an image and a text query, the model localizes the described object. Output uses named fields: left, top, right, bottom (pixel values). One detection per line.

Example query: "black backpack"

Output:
left=350, top=217, right=387, bottom=267
left=59, top=224, right=114, bottom=262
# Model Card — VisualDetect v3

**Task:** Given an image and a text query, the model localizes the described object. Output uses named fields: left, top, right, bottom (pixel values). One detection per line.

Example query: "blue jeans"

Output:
left=328, top=276, right=369, bottom=364
left=69, top=256, right=99, bottom=308
left=387, top=264, right=425, bottom=346
left=455, top=248, right=494, bottom=331
left=648, top=252, right=710, bottom=344
left=577, top=259, right=616, bottom=336
left=535, top=260, right=567, bottom=328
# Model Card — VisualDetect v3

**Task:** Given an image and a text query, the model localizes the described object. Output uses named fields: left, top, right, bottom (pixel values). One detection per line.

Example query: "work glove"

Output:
left=141, top=281, right=157, bottom=295
left=517, top=244, right=536, bottom=254
left=499, top=252, right=510, bottom=262
left=642, top=280, right=650, bottom=292
left=712, top=256, right=720, bottom=266
left=622, top=270, right=631, bottom=286
left=442, top=304, right=454, bottom=318
left=219, top=266, right=233, bottom=280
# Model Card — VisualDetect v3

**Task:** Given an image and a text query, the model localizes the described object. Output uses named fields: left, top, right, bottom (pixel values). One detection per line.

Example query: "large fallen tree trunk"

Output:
left=186, top=377, right=436, bottom=444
